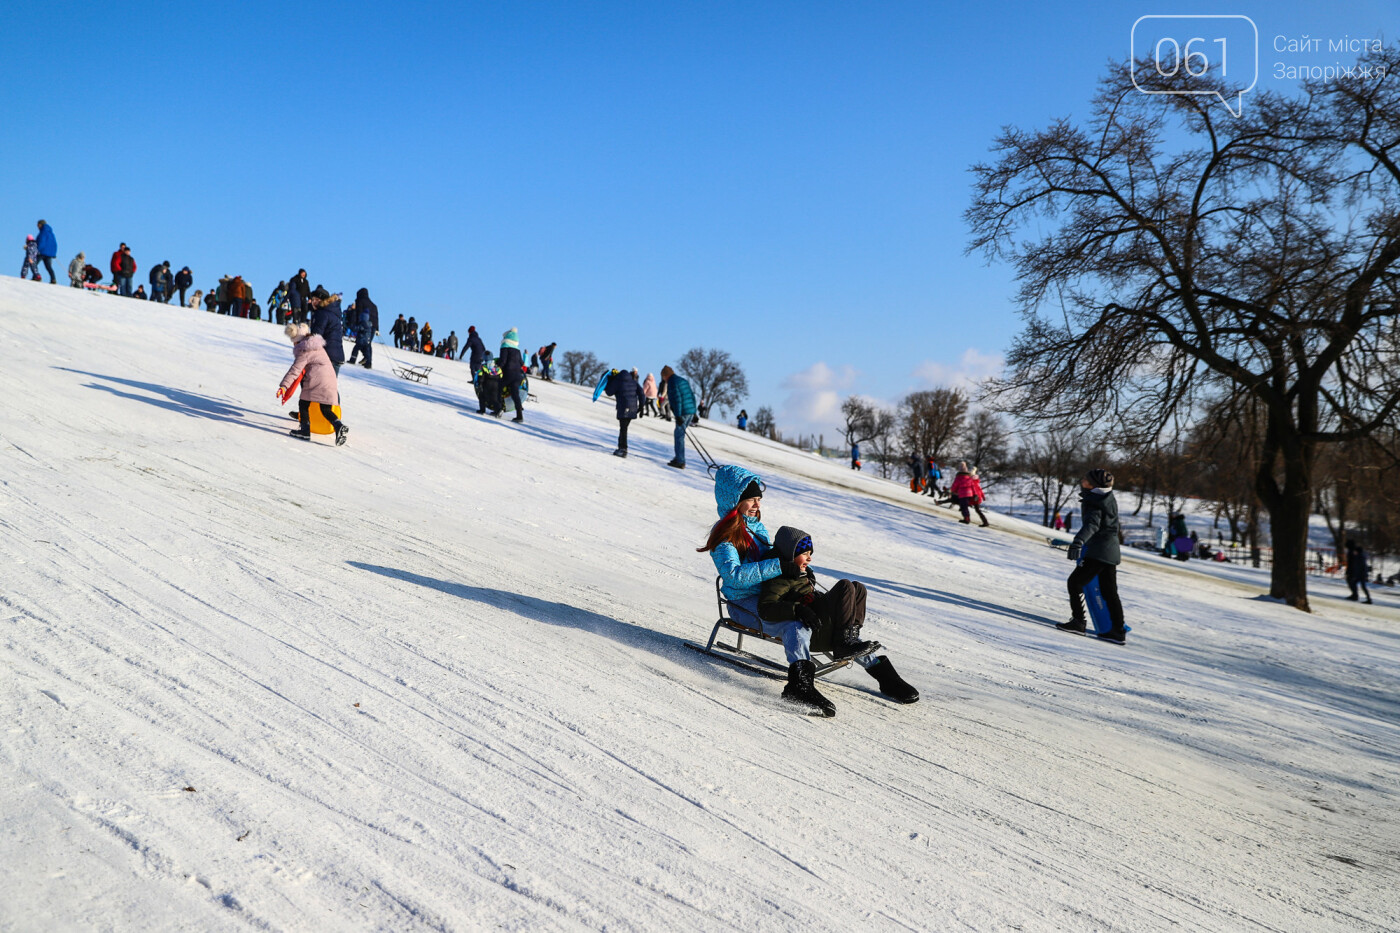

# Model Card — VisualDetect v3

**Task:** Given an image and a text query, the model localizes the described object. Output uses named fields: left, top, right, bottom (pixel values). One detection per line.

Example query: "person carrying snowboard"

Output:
left=1057, top=468, right=1127, bottom=644
left=603, top=367, right=640, bottom=456
left=277, top=321, right=348, bottom=445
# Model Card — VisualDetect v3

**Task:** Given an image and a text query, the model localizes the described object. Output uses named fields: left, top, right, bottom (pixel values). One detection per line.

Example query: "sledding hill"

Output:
left=1, top=277, right=1396, bottom=932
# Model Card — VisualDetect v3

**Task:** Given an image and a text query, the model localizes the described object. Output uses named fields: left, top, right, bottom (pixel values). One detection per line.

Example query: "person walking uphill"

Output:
left=309, top=289, right=345, bottom=374
left=346, top=288, right=379, bottom=369
left=660, top=365, right=696, bottom=468
left=35, top=220, right=58, bottom=283
left=1345, top=540, right=1373, bottom=604
left=465, top=325, right=487, bottom=371
left=950, top=462, right=989, bottom=526
left=498, top=327, right=526, bottom=423
left=277, top=322, right=348, bottom=445
left=1057, top=468, right=1128, bottom=644
left=604, top=368, right=641, bottom=456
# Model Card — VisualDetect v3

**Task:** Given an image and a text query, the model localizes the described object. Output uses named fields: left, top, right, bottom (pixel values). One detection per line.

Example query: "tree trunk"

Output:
left=1257, top=426, right=1315, bottom=610
left=1267, top=489, right=1312, bottom=610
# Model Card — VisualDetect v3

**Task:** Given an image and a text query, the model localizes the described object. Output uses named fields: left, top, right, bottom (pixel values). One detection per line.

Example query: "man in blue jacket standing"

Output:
left=660, top=365, right=696, bottom=469
left=35, top=220, right=58, bottom=283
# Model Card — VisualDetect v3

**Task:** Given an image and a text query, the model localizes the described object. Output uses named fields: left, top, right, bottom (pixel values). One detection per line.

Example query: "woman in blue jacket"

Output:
left=697, top=464, right=918, bottom=708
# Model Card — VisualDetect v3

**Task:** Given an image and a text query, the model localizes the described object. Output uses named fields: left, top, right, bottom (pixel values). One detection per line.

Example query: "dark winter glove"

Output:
left=1066, top=545, right=1081, bottom=562
left=794, top=604, right=819, bottom=629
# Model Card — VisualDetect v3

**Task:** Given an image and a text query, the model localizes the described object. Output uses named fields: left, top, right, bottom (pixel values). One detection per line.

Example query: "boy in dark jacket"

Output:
left=1058, top=468, right=1128, bottom=643
left=758, top=526, right=919, bottom=714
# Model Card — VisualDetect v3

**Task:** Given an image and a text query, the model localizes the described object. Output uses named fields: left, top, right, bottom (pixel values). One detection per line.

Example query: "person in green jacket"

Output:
left=1058, top=468, right=1128, bottom=644
left=758, top=525, right=919, bottom=714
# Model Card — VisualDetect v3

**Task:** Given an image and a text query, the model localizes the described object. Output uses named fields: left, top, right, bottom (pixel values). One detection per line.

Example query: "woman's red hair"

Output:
left=697, top=506, right=761, bottom=556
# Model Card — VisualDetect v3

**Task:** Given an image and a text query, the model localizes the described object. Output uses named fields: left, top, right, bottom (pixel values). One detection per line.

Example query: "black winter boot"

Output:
left=830, top=627, right=880, bottom=660
left=1056, top=618, right=1086, bottom=633
left=782, top=660, right=836, bottom=717
left=867, top=656, right=919, bottom=704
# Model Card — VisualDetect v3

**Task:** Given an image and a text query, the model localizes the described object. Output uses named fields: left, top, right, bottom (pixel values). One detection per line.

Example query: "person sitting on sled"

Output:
left=277, top=321, right=349, bottom=445
left=758, top=526, right=918, bottom=715
left=474, top=355, right=504, bottom=416
left=697, top=464, right=917, bottom=717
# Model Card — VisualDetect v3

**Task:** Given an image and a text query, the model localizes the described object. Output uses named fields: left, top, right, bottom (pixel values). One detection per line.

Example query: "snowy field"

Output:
left=1, top=276, right=1397, bottom=932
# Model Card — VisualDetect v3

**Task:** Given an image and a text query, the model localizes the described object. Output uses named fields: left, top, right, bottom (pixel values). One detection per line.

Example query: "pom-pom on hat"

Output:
left=1085, top=468, right=1114, bottom=488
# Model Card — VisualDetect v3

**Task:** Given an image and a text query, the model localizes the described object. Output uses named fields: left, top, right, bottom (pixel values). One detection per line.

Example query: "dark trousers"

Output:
left=808, top=579, right=867, bottom=652
left=1068, top=559, right=1125, bottom=630
left=617, top=417, right=632, bottom=449
left=506, top=381, right=523, bottom=418
left=177, top=287, right=187, bottom=306
left=1348, top=577, right=1372, bottom=601
left=958, top=496, right=988, bottom=524
left=41, top=256, right=56, bottom=283
left=298, top=400, right=342, bottom=433
left=348, top=340, right=372, bottom=367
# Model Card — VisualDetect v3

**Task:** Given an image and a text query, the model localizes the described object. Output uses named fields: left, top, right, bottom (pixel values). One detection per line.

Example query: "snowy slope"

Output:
left=1, top=277, right=1396, bottom=932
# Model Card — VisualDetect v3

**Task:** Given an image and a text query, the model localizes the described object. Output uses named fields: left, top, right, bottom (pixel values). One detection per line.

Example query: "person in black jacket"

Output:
left=308, top=290, right=346, bottom=374
left=1058, top=468, right=1128, bottom=644
left=391, top=314, right=406, bottom=348
left=498, top=327, right=526, bottom=423
left=174, top=266, right=193, bottom=307
left=604, top=368, right=641, bottom=456
left=346, top=288, right=379, bottom=369
left=465, top=325, right=487, bottom=371
left=288, top=269, right=312, bottom=323
left=1345, top=540, right=1373, bottom=604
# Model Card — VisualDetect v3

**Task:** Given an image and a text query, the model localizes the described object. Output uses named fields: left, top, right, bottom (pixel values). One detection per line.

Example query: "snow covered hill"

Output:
left=1, top=277, right=1396, bottom=932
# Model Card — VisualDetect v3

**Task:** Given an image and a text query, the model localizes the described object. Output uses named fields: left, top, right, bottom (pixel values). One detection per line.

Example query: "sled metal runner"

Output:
left=393, top=362, right=433, bottom=384
left=684, top=577, right=851, bottom=680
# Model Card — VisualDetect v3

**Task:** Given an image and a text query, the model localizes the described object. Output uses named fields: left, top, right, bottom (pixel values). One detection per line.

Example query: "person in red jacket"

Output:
left=109, top=243, right=136, bottom=297
left=949, top=462, right=989, bottom=527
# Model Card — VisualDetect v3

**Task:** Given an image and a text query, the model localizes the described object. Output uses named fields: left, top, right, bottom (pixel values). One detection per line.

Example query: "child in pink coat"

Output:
left=278, top=321, right=348, bottom=445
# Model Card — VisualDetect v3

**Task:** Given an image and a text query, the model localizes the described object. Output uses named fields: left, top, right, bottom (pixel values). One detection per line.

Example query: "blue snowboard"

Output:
left=1081, top=571, right=1130, bottom=635
left=592, top=370, right=612, bottom=402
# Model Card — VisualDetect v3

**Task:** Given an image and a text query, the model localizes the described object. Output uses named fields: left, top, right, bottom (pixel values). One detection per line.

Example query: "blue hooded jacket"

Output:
left=709, top=464, right=780, bottom=601
left=36, top=223, right=57, bottom=259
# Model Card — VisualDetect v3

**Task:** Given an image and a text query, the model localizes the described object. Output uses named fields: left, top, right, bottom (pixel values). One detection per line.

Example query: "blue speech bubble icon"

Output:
left=1131, top=15, right=1258, bottom=117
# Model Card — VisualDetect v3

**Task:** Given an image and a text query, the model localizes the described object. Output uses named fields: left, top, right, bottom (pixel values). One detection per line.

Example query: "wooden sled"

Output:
left=684, top=577, right=852, bottom=681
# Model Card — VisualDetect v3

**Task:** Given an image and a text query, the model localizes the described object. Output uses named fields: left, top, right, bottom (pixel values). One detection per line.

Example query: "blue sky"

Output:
left=4, top=0, right=1391, bottom=440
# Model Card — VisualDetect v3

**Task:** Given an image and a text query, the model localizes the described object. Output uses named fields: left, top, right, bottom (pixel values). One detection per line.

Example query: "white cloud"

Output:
left=911, top=348, right=1004, bottom=391
left=775, top=362, right=858, bottom=440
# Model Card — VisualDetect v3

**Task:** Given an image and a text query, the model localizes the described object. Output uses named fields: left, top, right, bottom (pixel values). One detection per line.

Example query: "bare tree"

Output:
left=963, top=409, right=1011, bottom=479
left=750, top=406, right=777, bottom=440
left=899, top=389, right=967, bottom=463
left=560, top=350, right=609, bottom=386
left=841, top=396, right=879, bottom=452
left=1016, top=430, right=1083, bottom=528
left=677, top=347, right=749, bottom=417
left=864, top=407, right=900, bottom=479
left=967, top=49, right=1400, bottom=610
